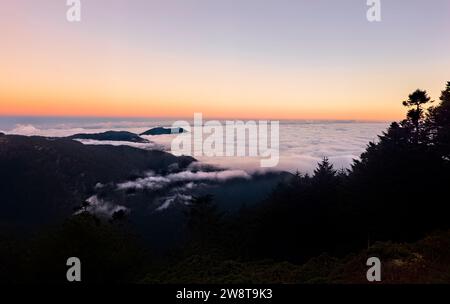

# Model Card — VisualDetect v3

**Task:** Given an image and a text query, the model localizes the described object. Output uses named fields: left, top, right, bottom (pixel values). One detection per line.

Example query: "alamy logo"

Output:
left=66, top=257, right=81, bottom=282
left=367, top=0, right=381, bottom=22
left=366, top=257, right=381, bottom=282
left=171, top=113, right=280, bottom=168
left=66, top=0, right=81, bottom=22
left=64, top=1, right=380, bottom=24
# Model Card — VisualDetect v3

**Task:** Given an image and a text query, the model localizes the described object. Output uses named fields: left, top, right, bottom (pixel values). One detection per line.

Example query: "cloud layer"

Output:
left=2, top=120, right=389, bottom=173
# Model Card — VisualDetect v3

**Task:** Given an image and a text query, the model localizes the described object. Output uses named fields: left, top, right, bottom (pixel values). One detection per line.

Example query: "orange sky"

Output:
left=2, top=46, right=447, bottom=120
left=1, top=0, right=449, bottom=120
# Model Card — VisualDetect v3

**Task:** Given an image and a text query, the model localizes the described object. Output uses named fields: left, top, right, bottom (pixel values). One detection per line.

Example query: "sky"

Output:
left=0, top=0, right=449, bottom=120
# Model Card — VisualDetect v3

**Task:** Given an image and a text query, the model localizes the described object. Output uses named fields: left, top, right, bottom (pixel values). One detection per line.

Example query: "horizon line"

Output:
left=0, top=114, right=395, bottom=123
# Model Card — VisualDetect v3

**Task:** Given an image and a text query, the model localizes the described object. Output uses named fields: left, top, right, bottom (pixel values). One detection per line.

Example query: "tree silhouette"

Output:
left=73, top=200, right=91, bottom=213
left=313, top=157, right=336, bottom=182
left=402, top=89, right=433, bottom=144
left=111, top=209, right=127, bottom=223
left=427, top=82, right=450, bottom=159
left=185, top=195, right=222, bottom=248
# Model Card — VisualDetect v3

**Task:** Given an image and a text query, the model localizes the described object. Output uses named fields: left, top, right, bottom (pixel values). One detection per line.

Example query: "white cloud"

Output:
left=116, top=175, right=171, bottom=190
left=115, top=169, right=251, bottom=192
left=77, top=195, right=128, bottom=218
left=166, top=169, right=251, bottom=182
left=74, top=139, right=162, bottom=150
left=155, top=194, right=192, bottom=212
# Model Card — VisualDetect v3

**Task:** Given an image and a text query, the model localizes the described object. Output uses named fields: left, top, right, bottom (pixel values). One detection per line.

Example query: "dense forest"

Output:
left=1, top=82, right=450, bottom=284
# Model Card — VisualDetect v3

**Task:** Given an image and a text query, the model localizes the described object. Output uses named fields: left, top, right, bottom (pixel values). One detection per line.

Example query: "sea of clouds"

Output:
left=0, top=119, right=390, bottom=173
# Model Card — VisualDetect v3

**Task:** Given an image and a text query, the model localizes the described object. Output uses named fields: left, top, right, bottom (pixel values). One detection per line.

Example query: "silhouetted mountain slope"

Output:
left=140, top=127, right=186, bottom=136
left=0, top=135, right=195, bottom=228
left=68, top=131, right=149, bottom=143
left=0, top=134, right=288, bottom=248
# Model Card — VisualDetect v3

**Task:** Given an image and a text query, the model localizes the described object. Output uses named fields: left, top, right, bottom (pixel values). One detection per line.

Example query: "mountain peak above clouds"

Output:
left=140, top=127, right=186, bottom=136
left=68, top=131, right=150, bottom=143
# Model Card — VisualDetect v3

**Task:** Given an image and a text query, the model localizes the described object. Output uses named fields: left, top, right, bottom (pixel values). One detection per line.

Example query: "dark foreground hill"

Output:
left=0, top=134, right=194, bottom=228
left=0, top=133, right=290, bottom=249
left=68, top=131, right=149, bottom=143
left=141, top=229, right=450, bottom=284
left=1, top=210, right=447, bottom=284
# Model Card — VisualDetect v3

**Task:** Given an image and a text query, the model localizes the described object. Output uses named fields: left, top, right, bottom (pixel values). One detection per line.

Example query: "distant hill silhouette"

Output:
left=140, top=127, right=186, bottom=136
left=69, top=131, right=149, bottom=143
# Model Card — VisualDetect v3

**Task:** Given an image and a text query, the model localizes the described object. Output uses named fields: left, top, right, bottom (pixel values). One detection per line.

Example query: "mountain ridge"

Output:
left=140, top=127, right=186, bottom=136
left=0, top=134, right=195, bottom=228
left=68, top=130, right=150, bottom=143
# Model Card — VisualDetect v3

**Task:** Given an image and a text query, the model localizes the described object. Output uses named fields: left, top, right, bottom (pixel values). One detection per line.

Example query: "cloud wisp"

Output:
left=115, top=168, right=251, bottom=212
left=76, top=195, right=128, bottom=218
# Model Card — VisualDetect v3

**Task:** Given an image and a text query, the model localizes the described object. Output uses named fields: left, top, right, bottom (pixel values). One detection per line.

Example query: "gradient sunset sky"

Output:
left=1, top=0, right=449, bottom=120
